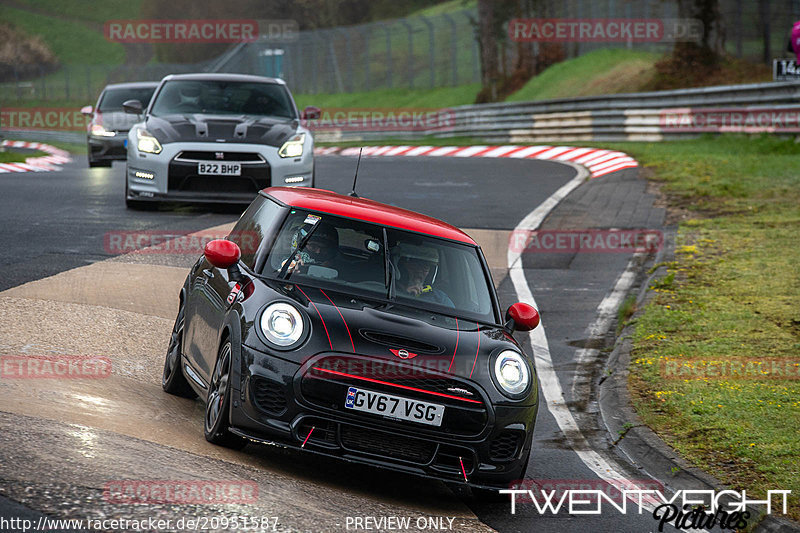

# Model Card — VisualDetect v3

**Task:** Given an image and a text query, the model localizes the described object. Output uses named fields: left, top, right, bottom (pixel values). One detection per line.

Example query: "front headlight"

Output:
left=91, top=124, right=115, bottom=137
left=136, top=128, right=162, bottom=154
left=260, top=302, right=304, bottom=347
left=278, top=133, right=305, bottom=158
left=493, top=350, right=531, bottom=398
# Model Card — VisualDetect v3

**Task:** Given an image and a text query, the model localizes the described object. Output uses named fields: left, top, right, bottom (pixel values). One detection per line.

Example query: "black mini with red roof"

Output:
left=162, top=187, right=541, bottom=493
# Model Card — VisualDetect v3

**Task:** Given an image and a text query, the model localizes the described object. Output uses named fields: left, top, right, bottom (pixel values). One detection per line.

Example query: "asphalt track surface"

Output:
left=0, top=154, right=677, bottom=532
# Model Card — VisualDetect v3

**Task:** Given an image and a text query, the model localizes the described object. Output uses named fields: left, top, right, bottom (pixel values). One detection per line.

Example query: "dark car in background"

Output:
left=162, top=186, right=541, bottom=494
left=81, top=82, right=158, bottom=167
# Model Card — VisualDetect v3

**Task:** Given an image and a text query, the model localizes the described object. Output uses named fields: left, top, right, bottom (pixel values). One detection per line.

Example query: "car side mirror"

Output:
left=301, top=105, right=320, bottom=120
left=204, top=239, right=244, bottom=282
left=122, top=99, right=143, bottom=115
left=505, top=302, right=540, bottom=332
left=80, top=105, right=93, bottom=116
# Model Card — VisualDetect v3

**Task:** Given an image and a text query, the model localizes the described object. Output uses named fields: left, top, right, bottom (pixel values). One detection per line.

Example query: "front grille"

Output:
left=301, top=355, right=488, bottom=436
left=251, top=378, right=287, bottom=416
left=489, top=431, right=522, bottom=461
left=340, top=424, right=436, bottom=464
left=181, top=176, right=259, bottom=193
left=167, top=159, right=270, bottom=195
left=175, top=151, right=264, bottom=162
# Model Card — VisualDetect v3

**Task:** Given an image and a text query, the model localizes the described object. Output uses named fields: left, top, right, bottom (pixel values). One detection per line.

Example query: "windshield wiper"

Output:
left=383, top=227, right=396, bottom=299
left=277, top=221, right=320, bottom=280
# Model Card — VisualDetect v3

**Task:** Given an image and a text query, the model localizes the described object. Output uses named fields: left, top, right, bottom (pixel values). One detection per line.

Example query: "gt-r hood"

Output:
left=142, top=114, right=298, bottom=147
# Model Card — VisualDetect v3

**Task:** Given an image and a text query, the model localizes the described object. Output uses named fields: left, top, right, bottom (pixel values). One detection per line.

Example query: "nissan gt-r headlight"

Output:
left=493, top=350, right=531, bottom=398
left=260, top=302, right=304, bottom=346
left=278, top=133, right=305, bottom=158
left=136, top=128, right=162, bottom=154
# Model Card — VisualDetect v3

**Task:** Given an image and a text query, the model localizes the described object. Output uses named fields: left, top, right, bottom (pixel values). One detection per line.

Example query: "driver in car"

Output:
left=395, top=243, right=454, bottom=307
left=282, top=223, right=342, bottom=278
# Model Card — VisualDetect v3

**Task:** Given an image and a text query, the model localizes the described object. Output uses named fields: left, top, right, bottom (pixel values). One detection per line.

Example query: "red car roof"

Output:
left=263, top=187, right=476, bottom=245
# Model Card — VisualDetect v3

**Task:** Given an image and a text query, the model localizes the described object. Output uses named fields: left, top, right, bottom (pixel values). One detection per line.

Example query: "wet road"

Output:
left=0, top=154, right=671, bottom=532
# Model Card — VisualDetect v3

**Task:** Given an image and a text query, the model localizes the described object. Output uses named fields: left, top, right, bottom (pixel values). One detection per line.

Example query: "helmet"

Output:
left=178, top=84, right=201, bottom=105
left=395, top=242, right=439, bottom=283
left=293, top=223, right=338, bottom=264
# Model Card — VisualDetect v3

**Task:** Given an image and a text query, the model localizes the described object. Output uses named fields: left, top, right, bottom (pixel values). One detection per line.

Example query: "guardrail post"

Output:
left=400, top=19, right=414, bottom=89
left=419, top=15, right=435, bottom=88
left=40, top=66, right=46, bottom=101
left=442, top=13, right=458, bottom=86
left=378, top=22, right=393, bottom=89
left=65, top=66, right=70, bottom=101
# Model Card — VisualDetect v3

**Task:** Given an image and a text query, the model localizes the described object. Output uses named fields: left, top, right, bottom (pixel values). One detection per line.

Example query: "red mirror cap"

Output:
left=302, top=105, right=321, bottom=120
left=507, top=302, right=540, bottom=331
left=204, top=239, right=241, bottom=269
left=80, top=105, right=93, bottom=116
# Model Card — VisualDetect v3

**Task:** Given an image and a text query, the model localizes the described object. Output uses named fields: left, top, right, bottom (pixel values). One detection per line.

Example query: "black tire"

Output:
left=204, top=340, right=247, bottom=449
left=162, top=302, right=196, bottom=398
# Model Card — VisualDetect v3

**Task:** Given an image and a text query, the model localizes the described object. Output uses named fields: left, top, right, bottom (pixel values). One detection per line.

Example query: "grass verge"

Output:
left=0, top=149, right=47, bottom=163
left=605, top=135, right=800, bottom=524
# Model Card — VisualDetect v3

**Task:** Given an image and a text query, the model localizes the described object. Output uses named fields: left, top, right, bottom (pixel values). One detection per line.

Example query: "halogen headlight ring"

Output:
left=257, top=301, right=308, bottom=350
left=489, top=349, right=532, bottom=400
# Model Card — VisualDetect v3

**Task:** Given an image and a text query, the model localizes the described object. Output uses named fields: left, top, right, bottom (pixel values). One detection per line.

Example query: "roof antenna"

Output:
left=349, top=147, right=363, bottom=198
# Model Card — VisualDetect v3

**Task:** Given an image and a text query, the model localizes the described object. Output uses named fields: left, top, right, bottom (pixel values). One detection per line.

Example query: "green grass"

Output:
left=0, top=5, right=124, bottom=65
left=507, top=48, right=661, bottom=101
left=10, top=0, right=142, bottom=25
left=0, top=149, right=47, bottom=163
left=295, top=83, right=481, bottom=109
left=607, top=135, right=800, bottom=523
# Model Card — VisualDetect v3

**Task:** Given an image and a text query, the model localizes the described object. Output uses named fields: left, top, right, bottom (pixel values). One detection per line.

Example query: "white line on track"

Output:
left=507, top=161, right=664, bottom=513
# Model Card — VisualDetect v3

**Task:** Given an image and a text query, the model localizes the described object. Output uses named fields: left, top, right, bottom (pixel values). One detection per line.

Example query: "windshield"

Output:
left=98, top=87, right=156, bottom=111
left=150, top=80, right=296, bottom=119
left=263, top=210, right=496, bottom=323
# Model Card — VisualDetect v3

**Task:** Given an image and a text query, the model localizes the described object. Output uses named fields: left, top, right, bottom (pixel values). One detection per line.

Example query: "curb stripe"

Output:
left=316, top=144, right=637, bottom=179
left=1, top=140, right=71, bottom=174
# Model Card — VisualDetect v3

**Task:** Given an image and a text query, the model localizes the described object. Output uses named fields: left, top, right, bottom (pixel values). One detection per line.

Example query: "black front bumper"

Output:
left=229, top=347, right=537, bottom=489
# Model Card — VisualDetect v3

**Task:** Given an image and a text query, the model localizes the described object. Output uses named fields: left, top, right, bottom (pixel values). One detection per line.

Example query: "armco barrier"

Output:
left=311, top=80, right=800, bottom=143
left=5, top=81, right=800, bottom=145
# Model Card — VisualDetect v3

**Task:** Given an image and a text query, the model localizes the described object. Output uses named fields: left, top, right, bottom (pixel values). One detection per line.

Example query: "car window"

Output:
left=150, top=80, right=296, bottom=119
left=228, top=196, right=285, bottom=270
left=98, top=87, right=156, bottom=111
left=262, top=210, right=496, bottom=322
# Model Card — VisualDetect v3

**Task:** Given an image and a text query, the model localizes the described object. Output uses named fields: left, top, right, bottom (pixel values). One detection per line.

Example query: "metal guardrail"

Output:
left=311, top=80, right=800, bottom=143
left=4, top=80, right=800, bottom=147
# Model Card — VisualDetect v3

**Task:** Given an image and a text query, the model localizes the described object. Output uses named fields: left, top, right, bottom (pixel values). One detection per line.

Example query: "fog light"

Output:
left=284, top=176, right=305, bottom=184
left=134, top=171, right=154, bottom=180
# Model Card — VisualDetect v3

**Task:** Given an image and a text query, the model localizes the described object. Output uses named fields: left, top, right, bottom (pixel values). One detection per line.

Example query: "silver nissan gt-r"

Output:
left=123, top=73, right=318, bottom=209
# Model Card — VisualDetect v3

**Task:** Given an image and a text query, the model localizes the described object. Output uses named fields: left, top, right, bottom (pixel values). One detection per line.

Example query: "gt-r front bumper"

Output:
left=126, top=138, right=314, bottom=204
left=228, top=347, right=536, bottom=489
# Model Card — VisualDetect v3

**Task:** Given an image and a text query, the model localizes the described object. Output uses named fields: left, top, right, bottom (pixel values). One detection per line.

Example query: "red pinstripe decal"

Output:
left=447, top=318, right=459, bottom=373
left=469, top=322, right=481, bottom=378
left=295, top=286, right=332, bottom=350
left=311, top=367, right=483, bottom=404
left=318, top=288, right=355, bottom=353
